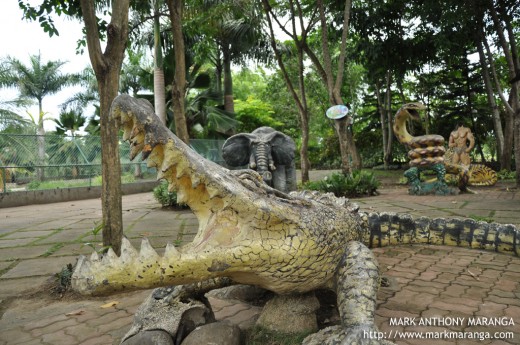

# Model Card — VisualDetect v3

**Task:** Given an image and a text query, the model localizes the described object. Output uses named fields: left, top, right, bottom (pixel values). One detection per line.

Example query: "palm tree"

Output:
left=0, top=97, right=32, bottom=132
left=0, top=53, right=80, bottom=180
left=192, top=1, right=270, bottom=113
left=54, top=109, right=87, bottom=137
left=153, top=0, right=167, bottom=124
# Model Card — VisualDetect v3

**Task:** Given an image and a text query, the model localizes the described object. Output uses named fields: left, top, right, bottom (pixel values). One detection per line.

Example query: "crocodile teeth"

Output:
left=130, top=127, right=141, bottom=140
left=191, top=174, right=201, bottom=189
left=206, top=185, right=221, bottom=199
left=90, top=251, right=100, bottom=262
left=120, top=237, right=137, bottom=263
left=164, top=242, right=180, bottom=257
left=76, top=255, right=92, bottom=276
left=176, top=189, right=188, bottom=204
left=139, top=238, right=159, bottom=261
left=122, top=128, right=132, bottom=141
left=176, top=164, right=189, bottom=179
left=102, top=248, right=118, bottom=265
left=130, top=141, right=145, bottom=161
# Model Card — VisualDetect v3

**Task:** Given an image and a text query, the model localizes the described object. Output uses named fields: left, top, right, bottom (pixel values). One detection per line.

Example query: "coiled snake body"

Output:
left=393, top=102, right=446, bottom=166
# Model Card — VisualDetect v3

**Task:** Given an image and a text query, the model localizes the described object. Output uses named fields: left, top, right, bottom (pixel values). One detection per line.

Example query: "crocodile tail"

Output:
left=364, top=212, right=519, bottom=257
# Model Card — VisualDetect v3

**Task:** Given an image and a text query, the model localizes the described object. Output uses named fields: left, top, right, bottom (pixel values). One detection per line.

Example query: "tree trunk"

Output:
left=383, top=72, right=393, bottom=168
left=98, top=74, right=123, bottom=254
left=166, top=0, right=190, bottom=144
left=375, top=82, right=388, bottom=168
left=222, top=45, right=234, bottom=113
left=477, top=37, right=505, bottom=165
left=215, top=53, right=223, bottom=94
left=153, top=0, right=167, bottom=125
left=37, top=102, right=46, bottom=181
left=489, top=0, right=520, bottom=183
left=317, top=0, right=360, bottom=172
left=80, top=0, right=129, bottom=255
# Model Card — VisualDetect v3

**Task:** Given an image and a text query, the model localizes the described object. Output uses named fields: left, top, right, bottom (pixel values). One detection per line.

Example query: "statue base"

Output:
left=404, top=164, right=458, bottom=196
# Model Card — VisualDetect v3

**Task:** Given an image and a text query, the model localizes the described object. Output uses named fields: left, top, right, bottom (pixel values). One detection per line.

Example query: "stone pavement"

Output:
left=0, top=180, right=519, bottom=345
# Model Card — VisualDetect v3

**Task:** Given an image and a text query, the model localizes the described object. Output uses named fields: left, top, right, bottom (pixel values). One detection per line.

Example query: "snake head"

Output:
left=401, top=102, right=426, bottom=121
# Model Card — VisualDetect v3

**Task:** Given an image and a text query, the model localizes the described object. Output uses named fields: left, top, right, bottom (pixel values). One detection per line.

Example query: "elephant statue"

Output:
left=222, top=127, right=297, bottom=193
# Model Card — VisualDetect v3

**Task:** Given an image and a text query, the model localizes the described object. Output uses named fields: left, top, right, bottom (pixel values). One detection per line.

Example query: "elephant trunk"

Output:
left=253, top=142, right=273, bottom=184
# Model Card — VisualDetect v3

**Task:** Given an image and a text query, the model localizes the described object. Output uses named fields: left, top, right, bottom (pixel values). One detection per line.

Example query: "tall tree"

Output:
left=18, top=0, right=130, bottom=255
left=486, top=0, right=520, bottom=186
left=0, top=53, right=79, bottom=180
left=262, top=0, right=312, bottom=182
left=314, top=0, right=361, bottom=173
left=166, top=0, right=190, bottom=144
left=79, top=0, right=130, bottom=255
left=153, top=0, right=167, bottom=124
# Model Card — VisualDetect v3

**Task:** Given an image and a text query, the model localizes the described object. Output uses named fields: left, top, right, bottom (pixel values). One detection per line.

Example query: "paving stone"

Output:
left=49, top=243, right=93, bottom=257
left=85, top=310, right=130, bottom=328
left=2, top=230, right=56, bottom=240
left=440, top=283, right=468, bottom=298
left=476, top=302, right=507, bottom=317
left=0, top=245, right=53, bottom=260
left=37, top=229, right=90, bottom=244
left=485, top=295, right=520, bottom=307
left=0, top=327, right=36, bottom=344
left=0, top=276, right=49, bottom=298
left=30, top=318, right=78, bottom=337
left=41, top=329, right=78, bottom=345
left=0, top=256, right=77, bottom=279
left=0, top=238, right=40, bottom=248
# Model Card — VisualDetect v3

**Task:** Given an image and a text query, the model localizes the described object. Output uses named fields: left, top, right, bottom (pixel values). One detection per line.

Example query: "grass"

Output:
left=41, top=243, right=64, bottom=257
left=244, top=326, right=313, bottom=345
left=26, top=174, right=137, bottom=191
left=469, top=214, right=495, bottom=223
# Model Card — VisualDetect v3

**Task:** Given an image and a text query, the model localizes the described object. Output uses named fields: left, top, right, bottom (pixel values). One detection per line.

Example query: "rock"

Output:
left=256, top=292, right=320, bottom=334
left=121, top=330, right=174, bottom=345
left=180, top=321, right=241, bottom=345
left=206, top=284, right=270, bottom=305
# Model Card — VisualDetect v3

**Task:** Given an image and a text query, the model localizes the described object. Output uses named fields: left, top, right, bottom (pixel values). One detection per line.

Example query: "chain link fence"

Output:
left=0, top=134, right=227, bottom=193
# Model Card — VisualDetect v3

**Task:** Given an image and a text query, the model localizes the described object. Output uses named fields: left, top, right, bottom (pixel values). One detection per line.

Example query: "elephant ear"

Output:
left=222, top=133, right=255, bottom=167
left=267, top=132, right=296, bottom=165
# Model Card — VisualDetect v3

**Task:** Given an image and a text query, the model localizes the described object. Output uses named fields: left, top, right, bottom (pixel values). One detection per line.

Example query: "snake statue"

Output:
left=393, top=102, right=463, bottom=195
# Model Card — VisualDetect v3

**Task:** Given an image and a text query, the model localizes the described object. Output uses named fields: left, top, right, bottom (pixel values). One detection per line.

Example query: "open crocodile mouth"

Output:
left=71, top=95, right=339, bottom=296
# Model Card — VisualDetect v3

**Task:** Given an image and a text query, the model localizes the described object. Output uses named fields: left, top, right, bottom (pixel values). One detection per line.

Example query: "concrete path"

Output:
left=0, top=180, right=519, bottom=344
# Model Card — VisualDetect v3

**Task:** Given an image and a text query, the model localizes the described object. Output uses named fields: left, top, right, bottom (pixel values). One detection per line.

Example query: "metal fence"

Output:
left=0, top=133, right=227, bottom=193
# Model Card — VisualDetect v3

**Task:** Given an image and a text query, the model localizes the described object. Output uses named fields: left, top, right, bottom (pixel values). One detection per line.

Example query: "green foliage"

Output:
left=234, top=97, right=284, bottom=133
left=303, top=171, right=380, bottom=197
left=244, top=325, right=312, bottom=345
left=42, top=242, right=64, bottom=257
left=497, top=169, right=516, bottom=180
left=469, top=214, right=495, bottom=224
left=27, top=180, right=41, bottom=190
left=82, top=221, right=112, bottom=254
left=54, top=109, right=86, bottom=136
left=153, top=181, right=186, bottom=208
left=53, top=263, right=74, bottom=295
left=92, top=173, right=135, bottom=185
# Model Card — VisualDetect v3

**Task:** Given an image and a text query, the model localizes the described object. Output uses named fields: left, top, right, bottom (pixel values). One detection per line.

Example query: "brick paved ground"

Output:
left=0, top=179, right=519, bottom=344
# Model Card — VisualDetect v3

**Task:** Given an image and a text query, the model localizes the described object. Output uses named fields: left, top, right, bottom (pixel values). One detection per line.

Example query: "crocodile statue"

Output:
left=71, top=95, right=519, bottom=345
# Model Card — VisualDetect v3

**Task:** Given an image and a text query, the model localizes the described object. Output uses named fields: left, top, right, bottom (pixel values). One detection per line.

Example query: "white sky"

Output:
left=0, top=1, right=90, bottom=131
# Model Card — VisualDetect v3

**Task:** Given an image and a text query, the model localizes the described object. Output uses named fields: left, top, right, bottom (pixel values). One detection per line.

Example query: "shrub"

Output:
left=27, top=180, right=41, bottom=190
left=497, top=169, right=516, bottom=180
left=153, top=181, right=186, bottom=208
left=302, top=170, right=380, bottom=197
